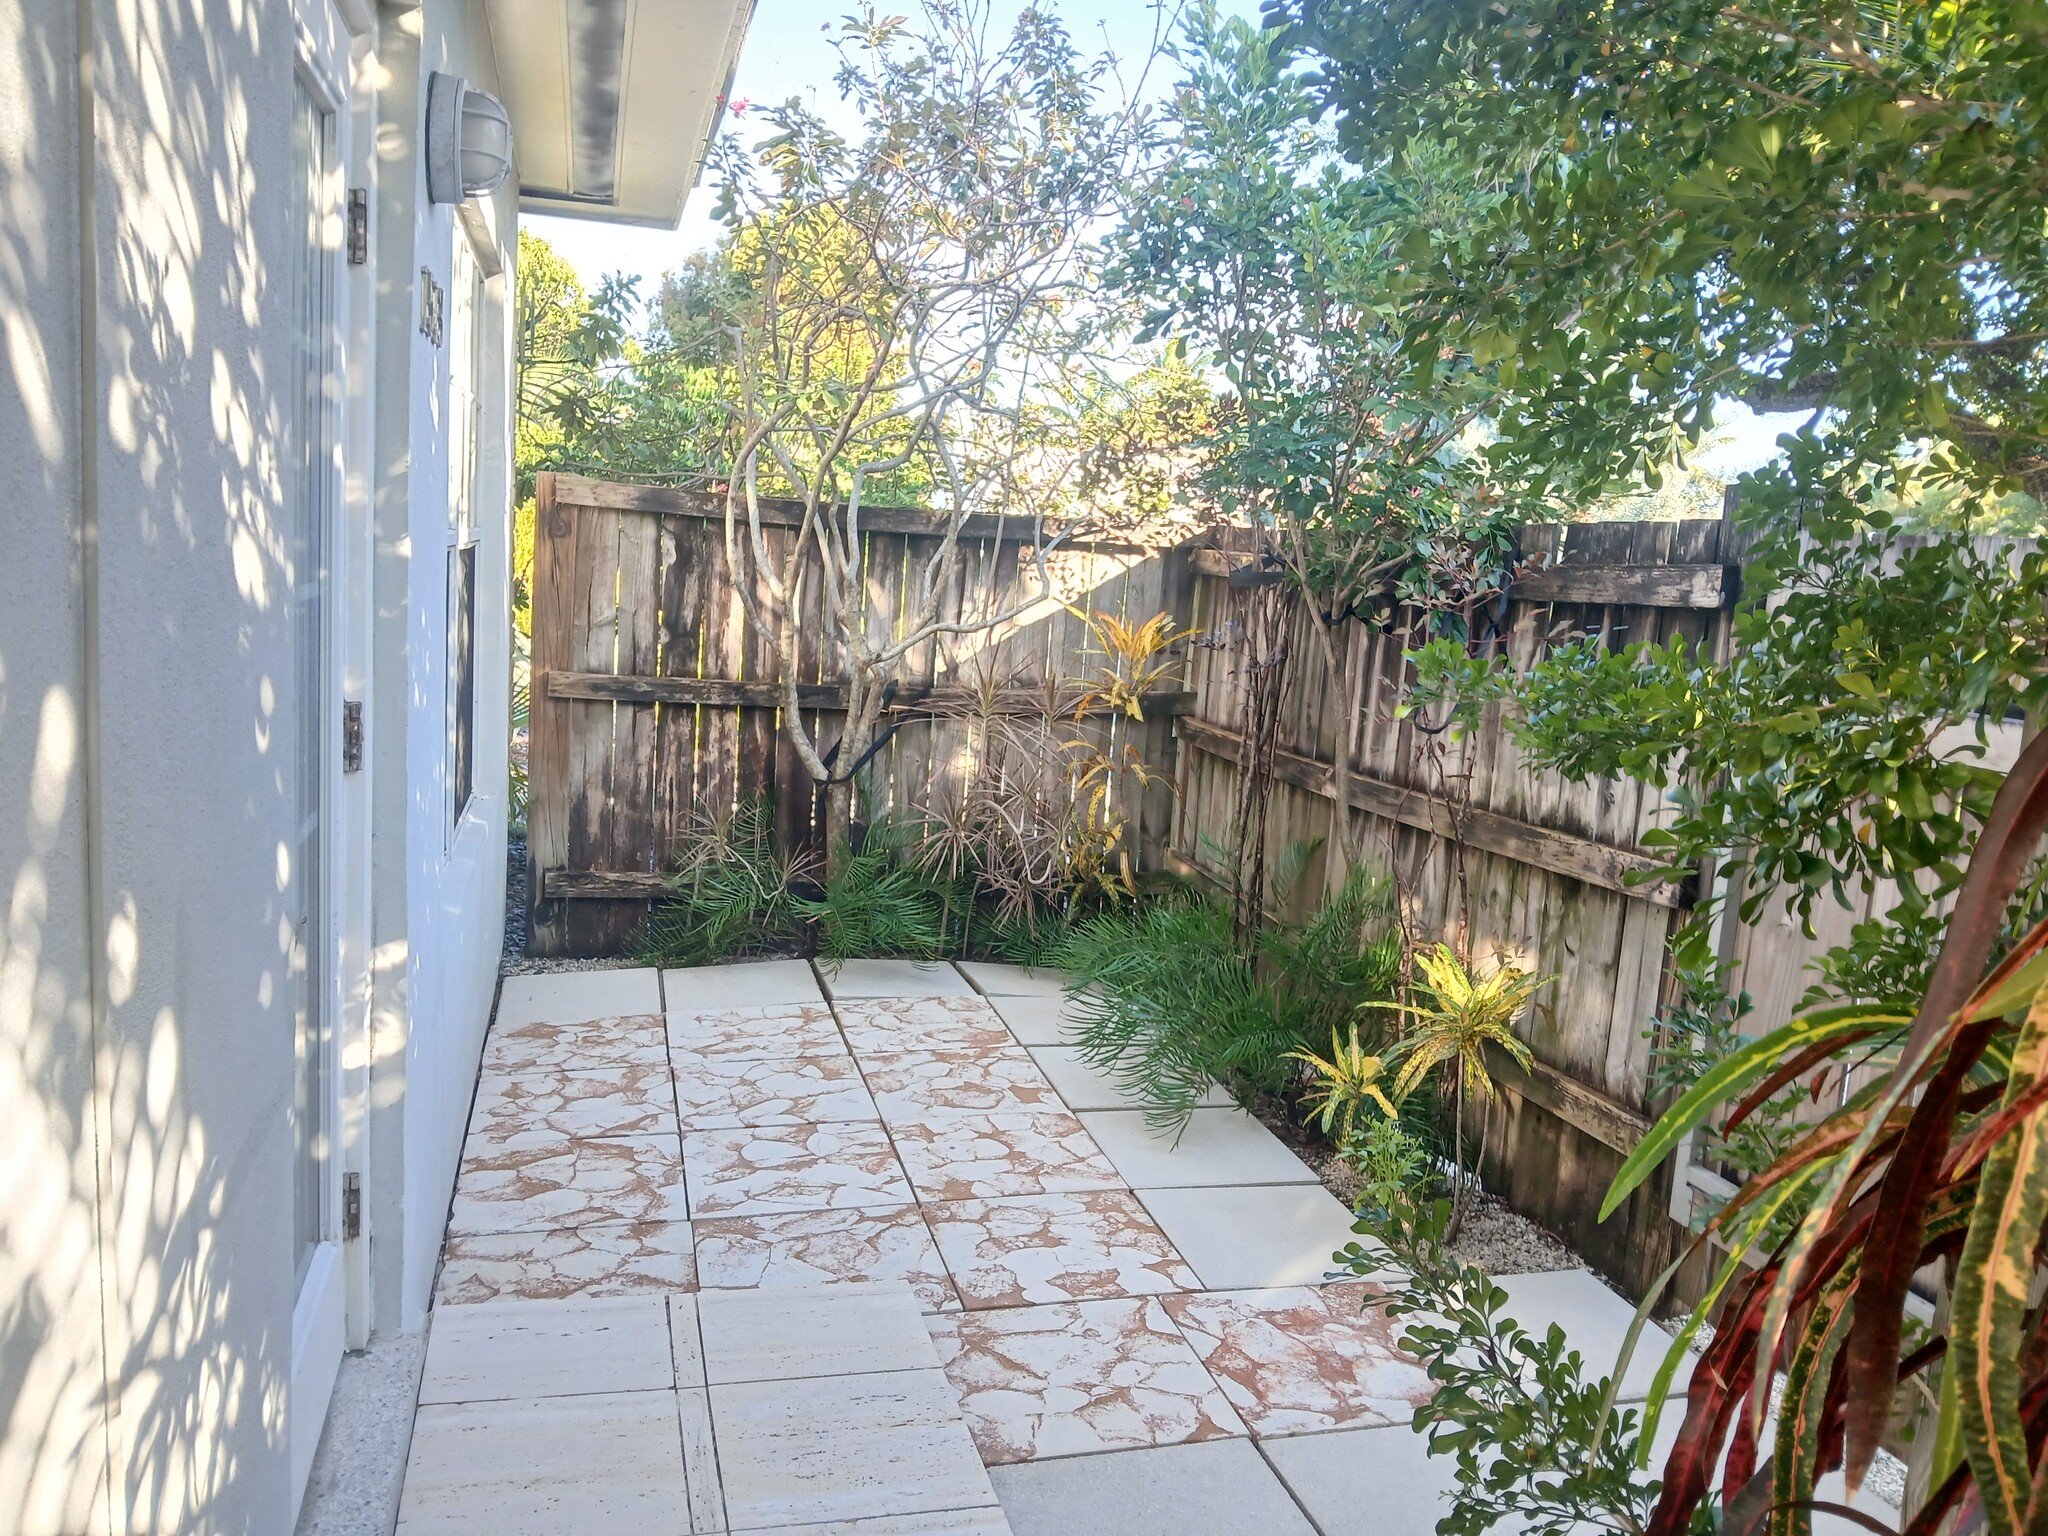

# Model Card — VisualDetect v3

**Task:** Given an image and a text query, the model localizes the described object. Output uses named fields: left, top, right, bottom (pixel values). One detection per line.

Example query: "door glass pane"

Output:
left=288, top=75, right=333, bottom=1280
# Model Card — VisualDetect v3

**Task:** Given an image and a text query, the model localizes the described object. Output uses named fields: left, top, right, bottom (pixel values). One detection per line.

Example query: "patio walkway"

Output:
left=395, top=958, right=1688, bottom=1535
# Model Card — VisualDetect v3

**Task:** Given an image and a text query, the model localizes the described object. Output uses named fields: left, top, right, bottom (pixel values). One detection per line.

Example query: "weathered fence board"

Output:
left=1171, top=513, right=2026, bottom=1300
left=1174, top=717, right=1692, bottom=905
left=525, top=473, right=1190, bottom=956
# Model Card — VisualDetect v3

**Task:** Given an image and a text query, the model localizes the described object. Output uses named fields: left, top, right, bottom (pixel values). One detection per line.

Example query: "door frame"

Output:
left=287, top=0, right=374, bottom=1513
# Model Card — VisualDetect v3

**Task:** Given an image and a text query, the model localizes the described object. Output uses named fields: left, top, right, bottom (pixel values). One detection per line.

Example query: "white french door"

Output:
left=286, top=9, right=358, bottom=1510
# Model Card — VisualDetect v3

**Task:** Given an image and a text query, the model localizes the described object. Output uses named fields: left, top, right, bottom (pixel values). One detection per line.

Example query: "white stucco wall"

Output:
left=0, top=0, right=109, bottom=1529
left=368, top=0, right=515, bottom=1338
left=2, top=0, right=516, bottom=1521
left=2, top=0, right=312, bottom=1528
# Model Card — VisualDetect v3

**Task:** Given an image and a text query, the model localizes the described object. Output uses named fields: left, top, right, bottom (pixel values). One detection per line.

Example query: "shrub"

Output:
left=645, top=804, right=1098, bottom=968
left=1339, top=1192, right=1663, bottom=1536
left=641, top=797, right=816, bottom=966
left=1057, top=859, right=1403, bottom=1132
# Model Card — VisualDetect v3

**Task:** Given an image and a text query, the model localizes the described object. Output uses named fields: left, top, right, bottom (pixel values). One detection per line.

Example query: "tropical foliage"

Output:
left=1343, top=1114, right=1432, bottom=1218
left=1364, top=944, right=1547, bottom=1236
left=641, top=797, right=821, bottom=967
left=640, top=798, right=1086, bottom=972
left=1264, top=2, right=2048, bottom=1528
left=1058, top=858, right=1403, bottom=1131
left=1290, top=1022, right=1400, bottom=1144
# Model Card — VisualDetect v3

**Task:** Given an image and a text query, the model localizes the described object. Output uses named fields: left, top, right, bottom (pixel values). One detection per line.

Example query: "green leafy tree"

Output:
left=1277, top=0, right=2048, bottom=512
left=1109, top=4, right=1521, bottom=873
left=1271, top=2, right=2048, bottom=1527
left=513, top=230, right=593, bottom=500
left=514, top=231, right=730, bottom=497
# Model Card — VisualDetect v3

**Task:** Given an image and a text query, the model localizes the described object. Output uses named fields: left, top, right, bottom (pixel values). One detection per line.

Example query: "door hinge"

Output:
left=346, top=187, right=369, bottom=265
left=342, top=698, right=364, bottom=773
left=342, top=1171, right=362, bottom=1241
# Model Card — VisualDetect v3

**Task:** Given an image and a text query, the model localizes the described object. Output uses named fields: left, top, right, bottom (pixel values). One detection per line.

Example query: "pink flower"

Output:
left=729, top=97, right=750, bottom=114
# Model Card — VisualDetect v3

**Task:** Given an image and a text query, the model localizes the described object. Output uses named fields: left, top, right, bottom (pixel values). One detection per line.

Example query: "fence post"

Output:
left=524, top=472, right=571, bottom=956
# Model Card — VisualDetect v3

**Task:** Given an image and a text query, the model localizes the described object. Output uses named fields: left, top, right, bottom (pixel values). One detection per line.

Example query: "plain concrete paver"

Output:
left=817, top=959, right=978, bottom=999
left=698, top=1283, right=941, bottom=1384
left=990, top=1441, right=1317, bottom=1536
left=1495, top=1268, right=1689, bottom=1402
left=1077, top=1109, right=1320, bottom=1190
left=1262, top=1423, right=1451, bottom=1535
left=954, top=961, right=1067, bottom=998
left=665, top=958, right=826, bottom=1011
left=712, top=1368, right=998, bottom=1531
left=1136, top=1184, right=1368, bottom=1290
left=396, top=1390, right=695, bottom=1535
left=497, top=969, right=663, bottom=1029
left=419, top=1296, right=674, bottom=1405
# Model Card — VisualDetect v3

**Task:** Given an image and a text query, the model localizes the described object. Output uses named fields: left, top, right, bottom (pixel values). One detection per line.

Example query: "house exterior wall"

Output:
left=0, top=0, right=515, bottom=1526
left=2, top=0, right=312, bottom=1527
left=367, top=0, right=517, bottom=1340
left=0, top=0, right=108, bottom=1530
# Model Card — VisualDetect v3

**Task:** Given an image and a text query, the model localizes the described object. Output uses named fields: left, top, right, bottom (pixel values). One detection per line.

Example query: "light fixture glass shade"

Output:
left=426, top=72, right=515, bottom=204
left=457, top=89, right=513, bottom=196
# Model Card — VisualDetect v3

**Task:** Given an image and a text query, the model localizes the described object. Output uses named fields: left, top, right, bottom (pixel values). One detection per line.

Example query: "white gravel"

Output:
left=1447, top=1190, right=1583, bottom=1275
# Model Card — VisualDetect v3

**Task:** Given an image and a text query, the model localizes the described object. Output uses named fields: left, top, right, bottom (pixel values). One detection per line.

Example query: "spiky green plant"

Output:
left=641, top=796, right=818, bottom=965
left=1290, top=1023, right=1401, bottom=1143
left=1369, top=944, right=1549, bottom=1238
left=1057, top=895, right=1282, bottom=1128
left=1057, top=854, right=1405, bottom=1132
left=799, top=823, right=951, bottom=962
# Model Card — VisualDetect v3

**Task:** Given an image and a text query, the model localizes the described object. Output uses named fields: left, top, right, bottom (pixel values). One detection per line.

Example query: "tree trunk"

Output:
left=822, top=677, right=883, bottom=878
left=1332, top=617, right=1368, bottom=874
left=823, top=777, right=857, bottom=877
left=1447, top=1073, right=1469, bottom=1242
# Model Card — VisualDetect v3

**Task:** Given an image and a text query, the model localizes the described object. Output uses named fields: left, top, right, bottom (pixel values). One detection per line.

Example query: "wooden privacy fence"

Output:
left=524, top=472, right=1191, bottom=955
left=1173, top=516, right=2029, bottom=1300
left=1172, top=513, right=1748, bottom=1300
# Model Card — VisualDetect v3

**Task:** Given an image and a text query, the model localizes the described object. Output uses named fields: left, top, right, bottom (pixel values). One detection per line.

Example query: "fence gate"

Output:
left=523, top=472, right=1187, bottom=956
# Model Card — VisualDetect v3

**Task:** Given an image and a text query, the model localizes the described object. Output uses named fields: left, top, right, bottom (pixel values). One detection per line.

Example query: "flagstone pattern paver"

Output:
left=412, top=958, right=1687, bottom=1533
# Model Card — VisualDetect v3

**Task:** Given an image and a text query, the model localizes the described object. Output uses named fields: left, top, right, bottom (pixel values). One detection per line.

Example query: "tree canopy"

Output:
left=1276, top=0, right=2048, bottom=513
left=1265, top=6, right=2048, bottom=1526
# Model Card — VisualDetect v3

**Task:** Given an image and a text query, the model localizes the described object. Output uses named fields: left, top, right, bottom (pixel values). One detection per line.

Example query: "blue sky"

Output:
left=523, top=0, right=1262, bottom=295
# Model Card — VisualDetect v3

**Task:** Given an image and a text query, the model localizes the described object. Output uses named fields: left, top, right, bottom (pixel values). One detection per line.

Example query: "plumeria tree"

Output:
left=704, top=2, right=1158, bottom=865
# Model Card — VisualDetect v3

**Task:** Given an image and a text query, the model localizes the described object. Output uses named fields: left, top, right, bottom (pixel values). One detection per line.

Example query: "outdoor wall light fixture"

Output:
left=426, top=72, right=515, bottom=204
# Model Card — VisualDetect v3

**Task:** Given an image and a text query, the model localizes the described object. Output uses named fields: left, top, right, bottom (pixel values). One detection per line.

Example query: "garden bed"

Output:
left=1248, top=1091, right=1583, bottom=1276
